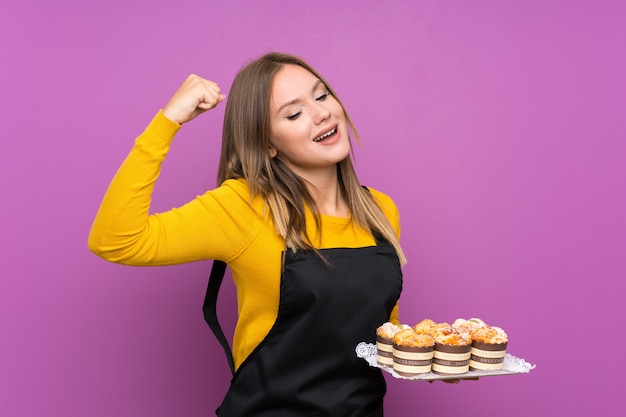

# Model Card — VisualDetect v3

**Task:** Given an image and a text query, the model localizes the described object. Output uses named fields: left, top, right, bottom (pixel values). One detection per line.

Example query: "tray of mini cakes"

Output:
left=355, top=318, right=535, bottom=381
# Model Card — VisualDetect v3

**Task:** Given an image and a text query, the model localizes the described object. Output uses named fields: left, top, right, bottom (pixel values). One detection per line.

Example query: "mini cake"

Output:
left=376, top=322, right=407, bottom=367
left=469, top=325, right=508, bottom=371
left=432, top=326, right=472, bottom=375
left=392, top=328, right=435, bottom=377
left=413, top=318, right=437, bottom=335
left=452, top=317, right=485, bottom=333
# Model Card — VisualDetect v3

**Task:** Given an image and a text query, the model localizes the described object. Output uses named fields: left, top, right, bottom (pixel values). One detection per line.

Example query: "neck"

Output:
left=302, top=169, right=348, bottom=218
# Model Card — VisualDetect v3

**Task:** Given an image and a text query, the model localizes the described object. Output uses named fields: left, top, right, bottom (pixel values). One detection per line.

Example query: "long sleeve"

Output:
left=88, top=111, right=179, bottom=263
left=88, top=111, right=258, bottom=265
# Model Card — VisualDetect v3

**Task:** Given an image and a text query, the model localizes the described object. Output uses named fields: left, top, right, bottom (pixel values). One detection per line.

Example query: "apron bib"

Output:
left=210, top=242, right=402, bottom=417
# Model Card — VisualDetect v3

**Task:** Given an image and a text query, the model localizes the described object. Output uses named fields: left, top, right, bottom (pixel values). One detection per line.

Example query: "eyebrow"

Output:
left=276, top=79, right=325, bottom=114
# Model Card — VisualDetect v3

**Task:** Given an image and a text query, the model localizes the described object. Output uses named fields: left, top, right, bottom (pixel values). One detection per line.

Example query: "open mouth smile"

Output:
left=313, top=127, right=337, bottom=142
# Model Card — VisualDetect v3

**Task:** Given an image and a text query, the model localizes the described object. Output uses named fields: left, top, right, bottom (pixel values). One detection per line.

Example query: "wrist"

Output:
left=161, top=107, right=183, bottom=125
left=154, top=110, right=184, bottom=135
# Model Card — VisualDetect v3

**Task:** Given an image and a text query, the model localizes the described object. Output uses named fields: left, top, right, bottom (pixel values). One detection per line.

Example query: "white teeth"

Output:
left=314, top=128, right=336, bottom=142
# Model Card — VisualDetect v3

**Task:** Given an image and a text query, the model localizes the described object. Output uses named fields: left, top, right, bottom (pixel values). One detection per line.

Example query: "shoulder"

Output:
left=363, top=186, right=401, bottom=235
left=364, top=186, right=398, bottom=214
left=207, top=178, right=265, bottom=212
left=217, top=178, right=251, bottom=196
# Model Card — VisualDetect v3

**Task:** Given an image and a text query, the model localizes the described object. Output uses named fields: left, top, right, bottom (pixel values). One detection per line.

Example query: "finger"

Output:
left=197, top=90, right=225, bottom=110
left=196, top=77, right=221, bottom=96
left=204, top=85, right=224, bottom=103
left=182, top=75, right=220, bottom=102
left=443, top=379, right=460, bottom=384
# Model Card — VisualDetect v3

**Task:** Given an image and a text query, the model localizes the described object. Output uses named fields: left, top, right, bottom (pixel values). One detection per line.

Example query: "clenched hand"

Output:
left=162, top=74, right=225, bottom=125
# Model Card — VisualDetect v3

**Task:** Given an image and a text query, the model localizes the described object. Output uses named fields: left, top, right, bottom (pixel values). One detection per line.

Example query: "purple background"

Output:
left=2, top=1, right=625, bottom=416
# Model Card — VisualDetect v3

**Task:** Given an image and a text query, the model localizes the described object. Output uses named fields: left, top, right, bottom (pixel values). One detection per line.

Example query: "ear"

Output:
left=268, top=144, right=278, bottom=158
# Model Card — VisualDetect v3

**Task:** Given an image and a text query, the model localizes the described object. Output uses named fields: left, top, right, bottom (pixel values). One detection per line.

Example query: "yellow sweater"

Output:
left=89, top=111, right=401, bottom=369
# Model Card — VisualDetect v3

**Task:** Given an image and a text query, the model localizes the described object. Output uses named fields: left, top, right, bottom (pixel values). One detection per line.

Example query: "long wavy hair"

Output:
left=217, top=52, right=406, bottom=265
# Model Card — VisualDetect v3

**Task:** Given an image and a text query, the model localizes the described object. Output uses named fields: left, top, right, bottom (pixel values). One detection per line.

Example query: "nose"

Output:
left=313, top=101, right=331, bottom=124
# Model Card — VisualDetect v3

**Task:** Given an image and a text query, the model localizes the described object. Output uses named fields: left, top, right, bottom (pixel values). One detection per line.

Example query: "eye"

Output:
left=286, top=109, right=303, bottom=120
left=315, top=90, right=330, bottom=101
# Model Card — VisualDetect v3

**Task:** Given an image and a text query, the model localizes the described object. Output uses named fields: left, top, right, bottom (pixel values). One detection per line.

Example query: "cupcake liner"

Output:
left=470, top=341, right=507, bottom=371
left=469, top=359, right=505, bottom=371
left=432, top=343, right=471, bottom=375
left=393, top=363, right=433, bottom=377
left=435, top=343, right=472, bottom=354
left=431, top=362, right=470, bottom=375
left=433, top=358, right=470, bottom=367
left=472, top=341, right=507, bottom=351
left=376, top=336, right=395, bottom=366
left=376, top=335, right=394, bottom=345
left=393, top=344, right=435, bottom=354
left=392, top=344, right=434, bottom=376
left=471, top=347, right=507, bottom=359
left=434, top=343, right=471, bottom=361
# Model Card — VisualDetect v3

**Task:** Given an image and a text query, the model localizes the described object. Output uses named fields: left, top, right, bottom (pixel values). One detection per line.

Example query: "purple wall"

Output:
left=2, top=1, right=624, bottom=416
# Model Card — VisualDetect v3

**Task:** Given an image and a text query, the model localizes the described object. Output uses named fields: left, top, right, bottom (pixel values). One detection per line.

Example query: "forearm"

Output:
left=88, top=111, right=181, bottom=264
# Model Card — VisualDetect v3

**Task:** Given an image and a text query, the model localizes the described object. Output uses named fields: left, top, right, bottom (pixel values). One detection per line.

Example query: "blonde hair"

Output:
left=217, top=52, right=406, bottom=265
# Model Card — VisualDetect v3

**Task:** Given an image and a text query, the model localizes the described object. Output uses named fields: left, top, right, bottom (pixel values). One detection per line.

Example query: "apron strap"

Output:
left=202, top=260, right=235, bottom=375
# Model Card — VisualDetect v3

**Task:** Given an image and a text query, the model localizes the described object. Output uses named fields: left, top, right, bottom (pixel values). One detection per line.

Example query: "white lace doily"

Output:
left=355, top=342, right=536, bottom=381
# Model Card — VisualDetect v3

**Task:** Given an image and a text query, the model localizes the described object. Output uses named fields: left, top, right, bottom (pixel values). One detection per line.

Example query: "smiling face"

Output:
left=268, top=64, right=351, bottom=180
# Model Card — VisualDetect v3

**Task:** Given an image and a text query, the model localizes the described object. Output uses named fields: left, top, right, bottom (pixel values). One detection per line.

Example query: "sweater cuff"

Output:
left=147, top=110, right=183, bottom=141
left=133, top=111, right=183, bottom=156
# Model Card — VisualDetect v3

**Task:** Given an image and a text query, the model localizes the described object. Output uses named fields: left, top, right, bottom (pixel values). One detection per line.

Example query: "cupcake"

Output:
left=413, top=318, right=437, bottom=335
left=376, top=322, right=407, bottom=367
left=452, top=317, right=485, bottom=333
left=432, top=325, right=472, bottom=375
left=392, top=328, right=435, bottom=377
left=469, top=325, right=508, bottom=371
